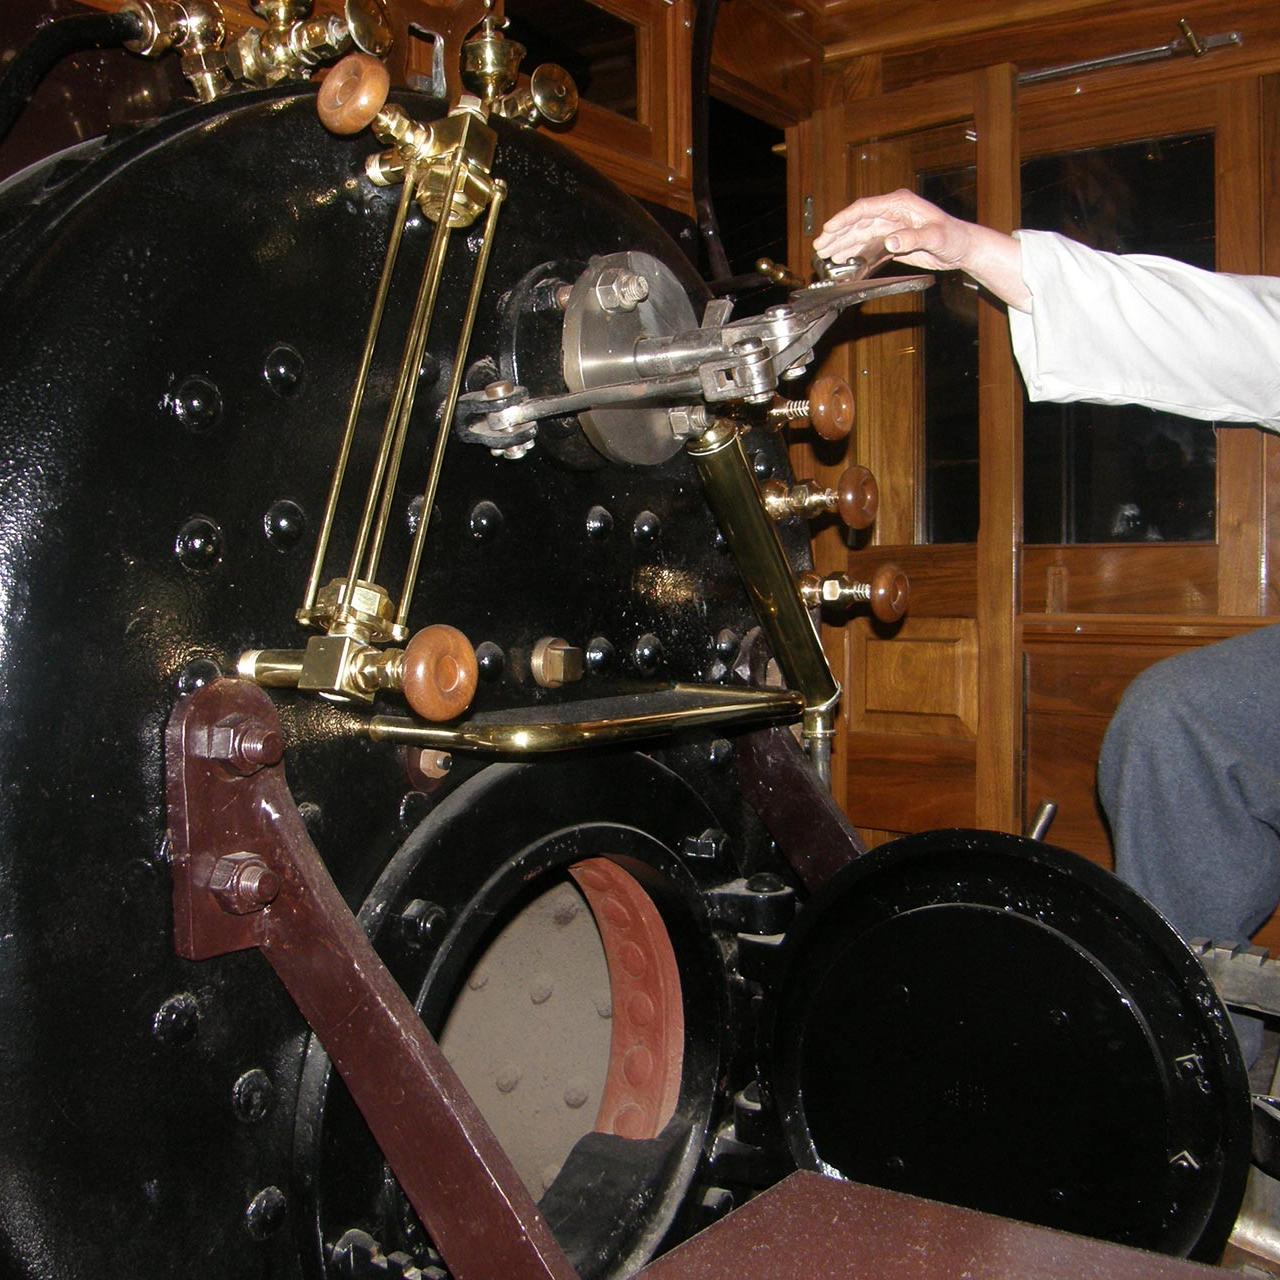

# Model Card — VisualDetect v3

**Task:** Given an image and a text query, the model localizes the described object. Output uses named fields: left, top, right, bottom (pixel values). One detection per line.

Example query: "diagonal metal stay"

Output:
left=166, top=678, right=577, bottom=1280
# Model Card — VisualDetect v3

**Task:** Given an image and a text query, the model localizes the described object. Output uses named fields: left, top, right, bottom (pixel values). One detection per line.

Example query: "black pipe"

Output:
left=690, top=0, right=731, bottom=283
left=0, top=10, right=145, bottom=145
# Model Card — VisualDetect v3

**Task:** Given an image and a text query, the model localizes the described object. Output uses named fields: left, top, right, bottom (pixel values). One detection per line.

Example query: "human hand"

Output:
left=813, top=189, right=976, bottom=272
left=813, top=189, right=1030, bottom=310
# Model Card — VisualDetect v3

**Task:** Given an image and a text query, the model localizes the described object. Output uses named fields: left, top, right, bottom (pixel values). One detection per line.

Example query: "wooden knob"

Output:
left=837, top=464, right=878, bottom=529
left=401, top=624, right=478, bottom=722
left=317, top=52, right=390, bottom=135
left=869, top=563, right=910, bottom=623
left=808, top=375, right=854, bottom=441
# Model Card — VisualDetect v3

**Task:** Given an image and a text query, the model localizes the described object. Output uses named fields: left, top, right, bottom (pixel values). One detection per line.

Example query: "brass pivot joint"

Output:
left=761, top=464, right=879, bottom=529
left=799, top=564, right=910, bottom=622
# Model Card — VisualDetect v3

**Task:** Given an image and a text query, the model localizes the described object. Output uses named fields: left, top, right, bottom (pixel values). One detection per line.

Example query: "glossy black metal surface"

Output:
left=763, top=829, right=1252, bottom=1263
left=0, top=83, right=806, bottom=1279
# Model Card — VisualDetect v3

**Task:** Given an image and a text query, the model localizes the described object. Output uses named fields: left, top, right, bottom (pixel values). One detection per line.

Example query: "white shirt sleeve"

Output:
left=1007, top=229, right=1280, bottom=432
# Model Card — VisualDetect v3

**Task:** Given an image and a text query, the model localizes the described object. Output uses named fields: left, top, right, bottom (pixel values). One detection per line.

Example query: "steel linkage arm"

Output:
left=165, top=678, right=576, bottom=1280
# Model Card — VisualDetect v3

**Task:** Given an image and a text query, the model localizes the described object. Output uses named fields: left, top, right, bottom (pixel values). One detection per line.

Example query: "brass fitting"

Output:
left=531, top=637, right=584, bottom=689
left=461, top=17, right=578, bottom=126
left=492, top=64, right=579, bottom=127
left=239, top=624, right=477, bottom=721
left=798, top=565, right=910, bottom=622
left=297, top=577, right=405, bottom=645
left=225, top=0, right=391, bottom=89
left=761, top=479, right=838, bottom=522
left=460, top=16, right=524, bottom=106
left=761, top=464, right=879, bottom=530
left=122, top=0, right=230, bottom=100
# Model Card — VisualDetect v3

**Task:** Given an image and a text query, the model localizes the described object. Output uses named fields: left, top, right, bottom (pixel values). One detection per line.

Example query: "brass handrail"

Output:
left=366, top=683, right=803, bottom=753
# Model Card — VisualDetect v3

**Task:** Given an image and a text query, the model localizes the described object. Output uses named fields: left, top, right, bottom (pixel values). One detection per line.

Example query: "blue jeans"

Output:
left=1098, top=624, right=1280, bottom=1064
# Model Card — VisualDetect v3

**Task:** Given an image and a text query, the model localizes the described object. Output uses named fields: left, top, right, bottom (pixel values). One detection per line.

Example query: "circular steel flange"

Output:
left=763, top=828, right=1251, bottom=1262
left=561, top=251, right=698, bottom=467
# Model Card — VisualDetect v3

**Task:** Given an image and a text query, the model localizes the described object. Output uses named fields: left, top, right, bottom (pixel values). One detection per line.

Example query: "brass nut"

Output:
left=531, top=637, right=584, bottom=689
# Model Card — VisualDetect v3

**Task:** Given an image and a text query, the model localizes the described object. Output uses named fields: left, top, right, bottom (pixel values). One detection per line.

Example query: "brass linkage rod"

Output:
left=361, top=143, right=473, bottom=589
left=300, top=162, right=418, bottom=615
left=339, top=143, right=469, bottom=611
left=397, top=177, right=507, bottom=629
left=687, top=418, right=841, bottom=780
left=367, top=683, right=803, bottom=752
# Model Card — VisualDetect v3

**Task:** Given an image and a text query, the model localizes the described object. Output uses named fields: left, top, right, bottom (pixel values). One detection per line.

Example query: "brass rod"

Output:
left=359, top=145, right=472, bottom=591
left=301, top=165, right=418, bottom=615
left=396, top=178, right=506, bottom=629
left=339, top=146, right=467, bottom=611
left=686, top=419, right=840, bottom=715
left=367, top=684, right=804, bottom=753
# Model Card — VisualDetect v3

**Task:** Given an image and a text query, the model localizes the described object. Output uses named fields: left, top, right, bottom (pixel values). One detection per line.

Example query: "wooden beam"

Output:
left=973, top=63, right=1022, bottom=833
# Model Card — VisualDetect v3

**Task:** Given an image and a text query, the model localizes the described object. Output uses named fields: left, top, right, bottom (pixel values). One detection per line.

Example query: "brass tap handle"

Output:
left=528, top=64, right=578, bottom=125
left=401, top=624, right=479, bottom=722
left=756, top=258, right=804, bottom=289
left=767, top=375, right=855, bottom=441
left=801, top=563, right=910, bottom=622
left=317, top=51, right=390, bottom=134
left=837, top=464, right=878, bottom=530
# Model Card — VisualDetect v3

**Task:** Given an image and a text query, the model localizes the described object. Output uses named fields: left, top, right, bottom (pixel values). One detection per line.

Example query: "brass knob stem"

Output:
left=766, top=374, right=855, bottom=441
left=761, top=464, right=878, bottom=529
left=800, top=563, right=909, bottom=622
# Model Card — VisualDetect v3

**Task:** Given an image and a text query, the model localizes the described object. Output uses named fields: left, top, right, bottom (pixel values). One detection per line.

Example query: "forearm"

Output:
left=954, top=222, right=1029, bottom=311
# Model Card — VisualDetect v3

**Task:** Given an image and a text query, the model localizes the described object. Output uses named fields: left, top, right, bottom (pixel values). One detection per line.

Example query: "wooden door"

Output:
left=797, top=67, right=1022, bottom=838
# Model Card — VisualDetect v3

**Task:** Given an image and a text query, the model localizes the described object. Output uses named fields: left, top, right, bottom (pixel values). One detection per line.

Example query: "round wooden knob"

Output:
left=317, top=52, right=390, bottom=135
left=869, top=563, right=910, bottom=623
left=837, top=464, right=878, bottom=530
left=808, top=375, right=854, bottom=442
left=401, top=624, right=478, bottom=722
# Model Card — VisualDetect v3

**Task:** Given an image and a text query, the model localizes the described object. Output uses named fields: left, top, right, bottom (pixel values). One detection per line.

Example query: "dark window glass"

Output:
left=503, top=0, right=638, bottom=120
left=921, top=133, right=1216, bottom=545
left=708, top=98, right=787, bottom=278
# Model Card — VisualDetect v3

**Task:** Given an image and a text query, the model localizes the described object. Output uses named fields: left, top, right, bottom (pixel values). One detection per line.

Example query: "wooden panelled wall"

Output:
left=792, top=0, right=1280, bottom=951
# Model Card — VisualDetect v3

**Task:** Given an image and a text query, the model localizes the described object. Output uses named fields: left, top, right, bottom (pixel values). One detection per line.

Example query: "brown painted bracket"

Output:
left=166, top=678, right=577, bottom=1280
left=637, top=1172, right=1225, bottom=1280
left=735, top=727, right=866, bottom=894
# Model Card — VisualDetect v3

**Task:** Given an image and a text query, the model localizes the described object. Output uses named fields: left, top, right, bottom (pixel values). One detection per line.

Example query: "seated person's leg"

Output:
left=1099, top=623, right=1280, bottom=944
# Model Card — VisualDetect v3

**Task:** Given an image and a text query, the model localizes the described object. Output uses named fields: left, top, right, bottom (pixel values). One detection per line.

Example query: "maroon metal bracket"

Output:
left=166, top=679, right=577, bottom=1280
left=736, top=727, right=866, bottom=893
left=637, top=1172, right=1226, bottom=1280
